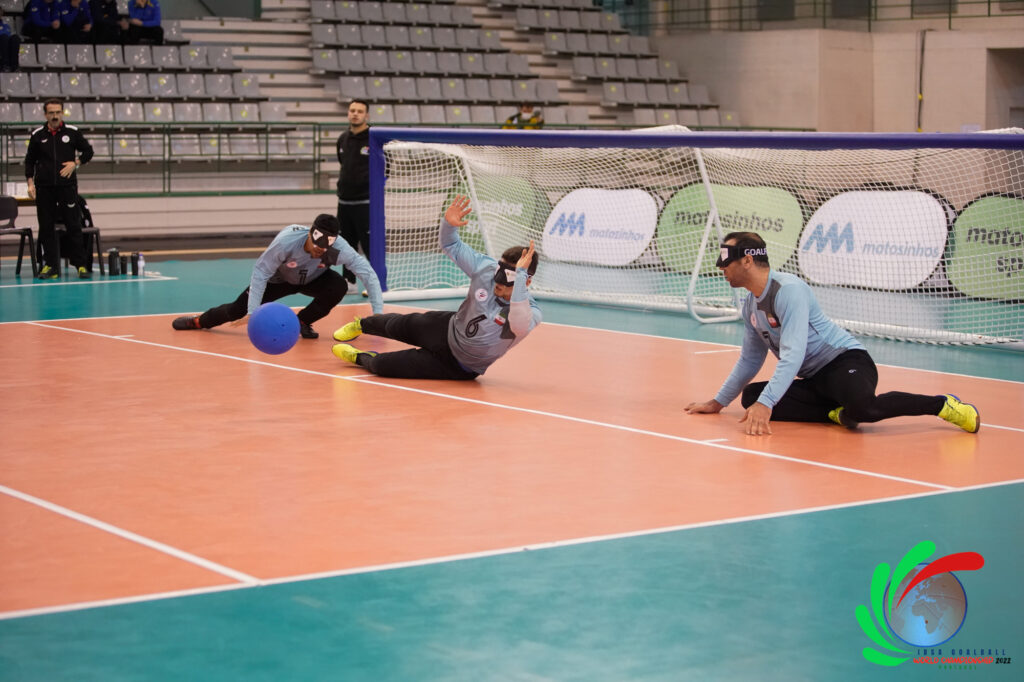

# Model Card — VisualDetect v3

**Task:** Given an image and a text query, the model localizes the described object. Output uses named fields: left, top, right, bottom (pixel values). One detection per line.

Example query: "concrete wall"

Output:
left=655, top=28, right=1024, bottom=132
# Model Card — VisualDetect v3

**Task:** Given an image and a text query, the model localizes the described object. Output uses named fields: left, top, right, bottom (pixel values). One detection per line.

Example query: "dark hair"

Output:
left=43, top=98, right=63, bottom=112
left=500, top=246, right=539, bottom=276
left=722, top=231, right=770, bottom=266
left=312, top=213, right=340, bottom=236
left=348, top=99, right=369, bottom=113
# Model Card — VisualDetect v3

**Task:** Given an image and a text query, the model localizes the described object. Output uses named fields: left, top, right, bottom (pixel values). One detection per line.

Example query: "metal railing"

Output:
left=600, top=0, right=1024, bottom=32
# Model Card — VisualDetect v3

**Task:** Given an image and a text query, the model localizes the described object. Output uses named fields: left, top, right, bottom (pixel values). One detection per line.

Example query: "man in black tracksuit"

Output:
left=336, top=99, right=371, bottom=285
left=25, top=98, right=94, bottom=280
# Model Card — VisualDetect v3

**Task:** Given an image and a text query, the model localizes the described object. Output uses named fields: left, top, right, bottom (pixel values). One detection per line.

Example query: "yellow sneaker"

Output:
left=827, top=406, right=858, bottom=429
left=938, top=394, right=980, bottom=433
left=333, top=317, right=362, bottom=342
left=78, top=266, right=91, bottom=279
left=332, top=343, right=377, bottom=365
left=37, top=265, right=59, bottom=280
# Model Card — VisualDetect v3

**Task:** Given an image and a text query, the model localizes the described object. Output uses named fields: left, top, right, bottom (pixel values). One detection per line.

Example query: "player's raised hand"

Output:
left=444, top=195, right=472, bottom=227
left=516, top=240, right=535, bottom=270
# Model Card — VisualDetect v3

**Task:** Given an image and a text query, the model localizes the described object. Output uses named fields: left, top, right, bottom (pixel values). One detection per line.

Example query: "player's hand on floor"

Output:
left=684, top=399, right=723, bottom=414
left=229, top=315, right=249, bottom=328
left=739, top=402, right=773, bottom=435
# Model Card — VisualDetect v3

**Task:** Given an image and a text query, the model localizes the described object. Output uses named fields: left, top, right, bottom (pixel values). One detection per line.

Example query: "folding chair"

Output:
left=0, top=195, right=38, bottom=277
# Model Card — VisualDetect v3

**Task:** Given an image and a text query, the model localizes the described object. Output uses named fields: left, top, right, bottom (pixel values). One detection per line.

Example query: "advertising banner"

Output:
left=798, top=190, right=948, bottom=290
left=542, top=188, right=658, bottom=266
left=655, top=183, right=803, bottom=275
left=947, top=194, right=1024, bottom=301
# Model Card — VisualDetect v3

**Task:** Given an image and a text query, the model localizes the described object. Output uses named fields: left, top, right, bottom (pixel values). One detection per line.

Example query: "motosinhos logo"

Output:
left=856, top=541, right=988, bottom=667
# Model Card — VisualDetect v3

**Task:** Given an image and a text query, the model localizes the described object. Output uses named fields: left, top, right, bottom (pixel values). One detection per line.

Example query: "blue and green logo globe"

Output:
left=855, top=541, right=984, bottom=666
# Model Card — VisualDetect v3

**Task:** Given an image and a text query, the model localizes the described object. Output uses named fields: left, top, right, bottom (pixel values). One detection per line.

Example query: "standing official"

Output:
left=335, top=99, right=371, bottom=286
left=25, top=98, right=94, bottom=280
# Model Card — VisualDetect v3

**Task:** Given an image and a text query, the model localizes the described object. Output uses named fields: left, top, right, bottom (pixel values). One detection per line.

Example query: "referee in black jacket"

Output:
left=25, top=98, right=94, bottom=280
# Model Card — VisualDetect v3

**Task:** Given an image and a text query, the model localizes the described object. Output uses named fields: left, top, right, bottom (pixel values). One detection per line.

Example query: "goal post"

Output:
left=367, top=127, right=1024, bottom=345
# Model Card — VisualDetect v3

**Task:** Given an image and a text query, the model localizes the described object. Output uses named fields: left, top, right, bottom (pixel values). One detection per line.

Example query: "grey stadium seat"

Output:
left=89, top=72, right=121, bottom=98
left=149, top=73, right=179, bottom=99
left=66, top=45, right=97, bottom=70
left=232, top=74, right=262, bottom=99
left=29, top=72, right=60, bottom=97
left=144, top=102, right=174, bottom=125
left=36, top=44, right=67, bottom=69
left=173, top=102, right=203, bottom=123
left=180, top=45, right=209, bottom=70
left=312, top=48, right=339, bottom=74
left=95, top=44, right=125, bottom=70
left=60, top=73, right=92, bottom=98
left=153, top=45, right=181, bottom=70
left=119, top=72, right=150, bottom=98
left=445, top=105, right=470, bottom=125
left=232, top=103, right=260, bottom=123
left=470, top=105, right=496, bottom=124
left=418, top=104, right=445, bottom=125
left=114, top=102, right=145, bottom=124
left=202, top=102, right=231, bottom=123
left=83, top=101, right=115, bottom=124
left=124, top=45, right=153, bottom=70
left=204, top=73, right=232, bottom=96
left=337, top=49, right=366, bottom=74
left=393, top=103, right=420, bottom=124
left=176, top=73, right=206, bottom=99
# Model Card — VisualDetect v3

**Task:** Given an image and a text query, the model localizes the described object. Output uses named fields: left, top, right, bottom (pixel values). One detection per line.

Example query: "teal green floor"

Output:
left=1, top=258, right=1022, bottom=681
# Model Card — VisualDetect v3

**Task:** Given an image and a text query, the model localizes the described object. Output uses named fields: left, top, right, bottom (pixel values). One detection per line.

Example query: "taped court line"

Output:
left=3, top=477, right=1021, bottom=623
left=0, top=274, right=177, bottom=289
left=0, top=483, right=260, bottom=586
left=24, top=320, right=961, bottom=490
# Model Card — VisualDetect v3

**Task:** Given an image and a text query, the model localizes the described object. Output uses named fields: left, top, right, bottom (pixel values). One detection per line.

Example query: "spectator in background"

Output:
left=21, top=0, right=61, bottom=43
left=60, top=0, right=93, bottom=43
left=502, top=102, right=544, bottom=130
left=126, top=0, right=162, bottom=45
left=335, top=99, right=371, bottom=288
left=0, top=9, right=21, bottom=72
left=89, top=0, right=124, bottom=44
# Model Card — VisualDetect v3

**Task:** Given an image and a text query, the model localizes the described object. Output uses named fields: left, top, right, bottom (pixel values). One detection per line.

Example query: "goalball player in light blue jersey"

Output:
left=172, top=214, right=383, bottom=339
left=685, top=231, right=980, bottom=435
left=331, top=195, right=542, bottom=380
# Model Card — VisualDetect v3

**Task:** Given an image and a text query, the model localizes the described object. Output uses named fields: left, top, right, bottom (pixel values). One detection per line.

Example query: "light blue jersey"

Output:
left=714, top=270, right=864, bottom=409
left=440, top=219, right=542, bottom=374
left=247, top=224, right=384, bottom=316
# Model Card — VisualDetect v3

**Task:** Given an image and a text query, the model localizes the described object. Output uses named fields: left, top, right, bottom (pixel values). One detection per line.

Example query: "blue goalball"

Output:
left=248, top=302, right=300, bottom=355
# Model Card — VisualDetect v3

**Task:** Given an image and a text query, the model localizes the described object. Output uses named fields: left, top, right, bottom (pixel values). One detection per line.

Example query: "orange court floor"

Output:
left=0, top=258, right=1022, bottom=681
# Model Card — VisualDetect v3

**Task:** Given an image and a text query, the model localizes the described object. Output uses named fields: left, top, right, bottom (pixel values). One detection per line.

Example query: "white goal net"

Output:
left=373, top=127, right=1024, bottom=345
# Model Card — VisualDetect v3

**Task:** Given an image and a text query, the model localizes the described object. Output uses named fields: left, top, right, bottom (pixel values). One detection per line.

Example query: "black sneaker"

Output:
left=78, top=266, right=91, bottom=280
left=37, top=265, right=59, bottom=280
left=300, top=322, right=319, bottom=339
left=172, top=315, right=200, bottom=330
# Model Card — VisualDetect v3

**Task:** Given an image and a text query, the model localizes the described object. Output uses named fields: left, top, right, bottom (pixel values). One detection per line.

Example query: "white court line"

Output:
left=23, top=320, right=959, bottom=491
left=3, top=477, right=1021, bottom=622
left=0, top=484, right=260, bottom=586
left=0, top=274, right=176, bottom=289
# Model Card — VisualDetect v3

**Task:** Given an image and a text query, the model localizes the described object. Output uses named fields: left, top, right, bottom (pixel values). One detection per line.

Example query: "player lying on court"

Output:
left=172, top=214, right=383, bottom=338
left=684, top=231, right=980, bottom=436
left=331, top=195, right=542, bottom=380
